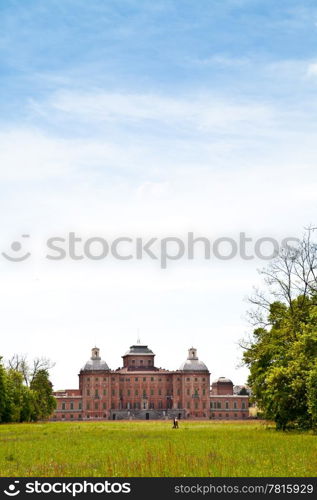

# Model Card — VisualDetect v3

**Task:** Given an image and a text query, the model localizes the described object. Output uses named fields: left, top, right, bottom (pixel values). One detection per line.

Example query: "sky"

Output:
left=0, top=0, right=317, bottom=389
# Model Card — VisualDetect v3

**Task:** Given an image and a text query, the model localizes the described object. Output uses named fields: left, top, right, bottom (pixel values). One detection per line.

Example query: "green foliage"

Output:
left=307, top=363, right=317, bottom=429
left=244, top=296, right=317, bottom=430
left=0, top=360, right=8, bottom=423
left=30, top=370, right=56, bottom=420
left=0, top=358, right=55, bottom=423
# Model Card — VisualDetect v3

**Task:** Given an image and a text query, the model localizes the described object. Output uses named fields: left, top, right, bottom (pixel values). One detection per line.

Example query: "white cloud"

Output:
left=307, top=62, right=317, bottom=77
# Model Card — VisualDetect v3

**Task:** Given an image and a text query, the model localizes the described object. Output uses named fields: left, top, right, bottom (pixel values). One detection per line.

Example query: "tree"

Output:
left=7, top=355, right=55, bottom=386
left=242, top=228, right=317, bottom=430
left=0, top=358, right=8, bottom=422
left=307, top=362, right=317, bottom=430
left=30, top=369, right=56, bottom=420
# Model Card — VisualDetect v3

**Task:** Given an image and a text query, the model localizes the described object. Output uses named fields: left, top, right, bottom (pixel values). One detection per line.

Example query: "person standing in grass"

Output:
left=173, top=417, right=179, bottom=429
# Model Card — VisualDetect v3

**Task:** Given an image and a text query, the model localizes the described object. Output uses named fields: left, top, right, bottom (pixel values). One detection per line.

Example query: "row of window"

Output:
left=129, top=359, right=153, bottom=365
left=210, top=401, right=247, bottom=409
left=86, top=388, right=207, bottom=397
left=60, top=402, right=82, bottom=410
left=84, top=376, right=207, bottom=383
left=59, top=400, right=209, bottom=411
left=211, top=413, right=247, bottom=418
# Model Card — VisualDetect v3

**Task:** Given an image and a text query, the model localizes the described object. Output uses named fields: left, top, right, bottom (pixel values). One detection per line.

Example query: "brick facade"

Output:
left=51, top=344, right=249, bottom=421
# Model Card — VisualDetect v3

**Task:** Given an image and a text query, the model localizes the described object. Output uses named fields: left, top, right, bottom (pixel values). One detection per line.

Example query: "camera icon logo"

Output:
left=3, top=481, right=20, bottom=496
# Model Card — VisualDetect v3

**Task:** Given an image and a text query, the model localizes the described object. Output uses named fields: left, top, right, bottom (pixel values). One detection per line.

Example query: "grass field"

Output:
left=0, top=420, right=316, bottom=477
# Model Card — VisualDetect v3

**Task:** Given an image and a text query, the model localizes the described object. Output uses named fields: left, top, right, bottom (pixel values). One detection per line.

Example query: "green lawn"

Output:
left=0, top=420, right=316, bottom=477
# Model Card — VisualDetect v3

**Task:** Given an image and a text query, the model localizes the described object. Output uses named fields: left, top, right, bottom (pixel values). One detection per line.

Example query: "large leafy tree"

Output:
left=242, top=229, right=317, bottom=430
left=30, top=369, right=56, bottom=420
left=0, top=356, right=55, bottom=423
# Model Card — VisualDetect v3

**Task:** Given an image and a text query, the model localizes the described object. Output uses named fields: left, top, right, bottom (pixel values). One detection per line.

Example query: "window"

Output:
left=103, top=389, right=106, bottom=396
left=225, top=402, right=229, bottom=409
left=62, top=414, right=65, bottom=419
left=70, top=402, right=74, bottom=410
left=132, top=360, right=135, bottom=364
left=217, top=402, right=221, bottom=409
left=95, top=377, right=98, bottom=382
left=86, top=389, right=90, bottom=396
left=70, top=414, right=73, bottom=419
left=143, top=377, right=146, bottom=382
left=178, top=402, right=182, bottom=409
left=158, top=401, right=162, bottom=409
left=202, top=389, right=206, bottom=396
left=151, top=377, right=154, bottom=381
left=158, top=389, right=162, bottom=395
left=78, top=402, right=82, bottom=410
left=186, top=378, right=190, bottom=382
left=95, top=389, right=99, bottom=397
left=62, top=403, right=66, bottom=410
left=94, top=403, right=98, bottom=410
left=242, top=402, right=246, bottom=409
left=103, top=403, right=106, bottom=409
left=148, top=360, right=152, bottom=365
left=187, top=389, right=190, bottom=396
left=226, top=413, right=229, bottom=418
left=127, top=389, right=131, bottom=396
left=87, top=377, right=90, bottom=382
left=86, top=403, right=90, bottom=410
left=135, top=377, right=138, bottom=381
left=195, top=378, right=198, bottom=381
left=234, top=402, right=237, bottom=409
left=140, top=360, right=143, bottom=364
left=151, top=389, right=154, bottom=395
left=78, top=414, right=82, bottom=419
left=135, top=390, right=138, bottom=396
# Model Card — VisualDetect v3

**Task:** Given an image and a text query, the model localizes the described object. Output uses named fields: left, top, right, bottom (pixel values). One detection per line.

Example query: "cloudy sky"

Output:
left=0, top=0, right=316, bottom=389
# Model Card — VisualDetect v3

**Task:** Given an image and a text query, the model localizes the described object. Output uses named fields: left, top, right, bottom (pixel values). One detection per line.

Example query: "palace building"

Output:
left=51, top=343, right=249, bottom=421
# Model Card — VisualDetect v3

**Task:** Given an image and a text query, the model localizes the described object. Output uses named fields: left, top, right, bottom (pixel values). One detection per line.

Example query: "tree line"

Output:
left=242, top=228, right=317, bottom=430
left=0, top=355, right=56, bottom=423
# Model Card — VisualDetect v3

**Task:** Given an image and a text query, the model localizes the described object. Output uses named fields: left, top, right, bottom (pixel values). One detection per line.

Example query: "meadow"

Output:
left=0, top=420, right=316, bottom=477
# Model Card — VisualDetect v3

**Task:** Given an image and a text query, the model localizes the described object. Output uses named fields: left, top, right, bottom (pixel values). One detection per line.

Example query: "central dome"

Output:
left=179, top=347, right=209, bottom=372
left=81, top=347, right=109, bottom=372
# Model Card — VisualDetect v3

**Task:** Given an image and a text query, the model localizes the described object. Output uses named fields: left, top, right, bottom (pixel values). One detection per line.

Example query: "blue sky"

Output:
left=0, top=0, right=317, bottom=389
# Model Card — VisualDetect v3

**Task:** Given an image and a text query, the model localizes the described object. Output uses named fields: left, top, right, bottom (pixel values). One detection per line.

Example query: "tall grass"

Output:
left=0, top=420, right=316, bottom=477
